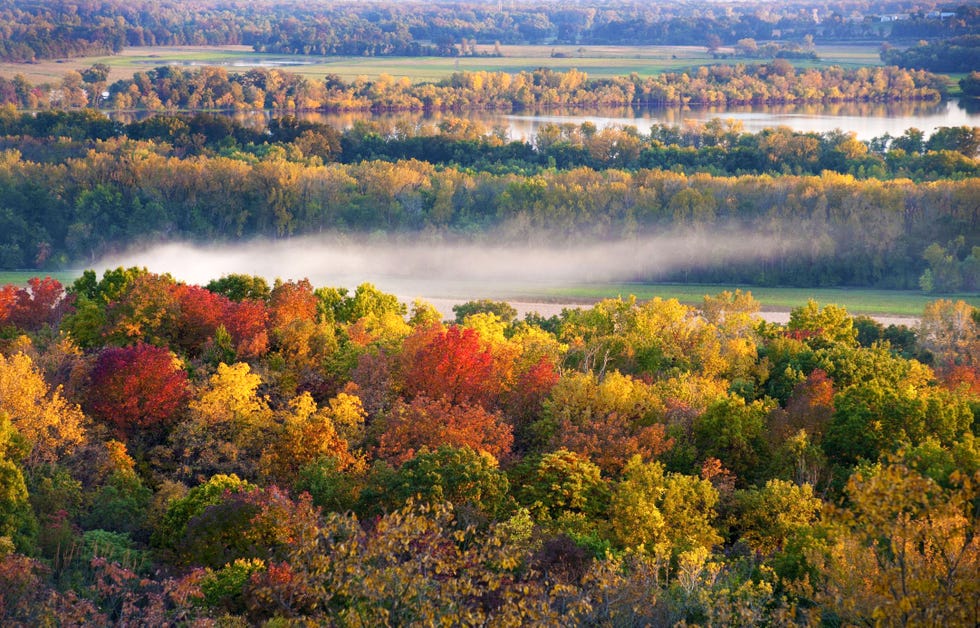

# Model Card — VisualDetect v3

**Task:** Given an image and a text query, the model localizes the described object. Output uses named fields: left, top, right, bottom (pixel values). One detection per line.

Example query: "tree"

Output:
left=691, top=396, right=774, bottom=487
left=152, top=473, right=255, bottom=562
left=259, top=392, right=360, bottom=485
left=3, top=277, right=72, bottom=331
left=268, top=279, right=318, bottom=330
left=368, top=445, right=511, bottom=521
left=403, top=325, right=503, bottom=408
left=0, top=352, right=87, bottom=468
left=610, top=456, right=721, bottom=556
left=960, top=71, right=980, bottom=99
left=918, top=299, right=978, bottom=371
left=514, top=449, right=609, bottom=522
left=206, top=274, right=271, bottom=302
left=787, top=300, right=858, bottom=348
left=0, top=412, right=37, bottom=552
left=165, top=362, right=272, bottom=482
left=375, top=396, right=513, bottom=466
left=86, top=343, right=190, bottom=442
left=729, top=479, right=822, bottom=555
left=453, top=299, right=517, bottom=324
left=806, top=462, right=980, bottom=626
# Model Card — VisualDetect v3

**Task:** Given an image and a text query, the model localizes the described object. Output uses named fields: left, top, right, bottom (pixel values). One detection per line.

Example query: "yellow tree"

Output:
left=610, top=456, right=722, bottom=557
left=0, top=352, right=87, bottom=468
left=807, top=461, right=980, bottom=626
left=164, top=362, right=273, bottom=483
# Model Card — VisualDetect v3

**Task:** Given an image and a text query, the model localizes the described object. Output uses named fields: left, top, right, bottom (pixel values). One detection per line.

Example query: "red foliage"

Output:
left=172, top=283, right=229, bottom=353
left=376, top=396, right=514, bottom=465
left=268, top=279, right=318, bottom=330
left=502, top=355, right=560, bottom=425
left=2, top=277, right=72, bottom=331
left=403, top=325, right=501, bottom=408
left=222, top=299, right=270, bottom=358
left=86, top=343, right=191, bottom=440
left=0, top=284, right=16, bottom=325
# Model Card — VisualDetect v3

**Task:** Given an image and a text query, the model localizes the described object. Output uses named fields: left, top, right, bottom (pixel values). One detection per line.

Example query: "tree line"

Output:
left=881, top=34, right=980, bottom=73
left=0, top=267, right=977, bottom=624
left=0, top=64, right=947, bottom=113
left=1, top=0, right=977, bottom=62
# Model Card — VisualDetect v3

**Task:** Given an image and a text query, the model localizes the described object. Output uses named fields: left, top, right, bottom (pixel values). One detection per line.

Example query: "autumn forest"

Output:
left=0, top=0, right=979, bottom=625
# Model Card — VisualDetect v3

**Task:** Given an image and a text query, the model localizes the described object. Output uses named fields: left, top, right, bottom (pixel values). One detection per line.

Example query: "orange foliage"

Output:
left=268, top=279, right=318, bottom=330
left=375, top=396, right=513, bottom=465
left=552, top=413, right=673, bottom=475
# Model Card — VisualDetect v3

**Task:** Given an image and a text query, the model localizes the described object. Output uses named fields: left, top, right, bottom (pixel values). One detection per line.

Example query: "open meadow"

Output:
left=0, top=43, right=885, bottom=86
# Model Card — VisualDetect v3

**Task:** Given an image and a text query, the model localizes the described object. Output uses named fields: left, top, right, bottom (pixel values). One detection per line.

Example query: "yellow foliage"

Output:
left=0, top=352, right=87, bottom=467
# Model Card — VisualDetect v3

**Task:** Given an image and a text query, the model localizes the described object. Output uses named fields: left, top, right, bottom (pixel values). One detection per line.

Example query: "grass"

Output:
left=0, top=43, right=888, bottom=86
left=515, top=282, right=980, bottom=318
left=0, top=270, right=82, bottom=287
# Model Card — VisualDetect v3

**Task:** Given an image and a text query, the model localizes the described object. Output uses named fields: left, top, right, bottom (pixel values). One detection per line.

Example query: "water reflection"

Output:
left=107, top=99, right=978, bottom=140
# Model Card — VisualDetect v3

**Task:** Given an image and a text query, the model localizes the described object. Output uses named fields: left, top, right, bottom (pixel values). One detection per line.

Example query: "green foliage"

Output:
left=152, top=474, right=254, bottom=558
left=513, top=449, right=610, bottom=524
left=0, top=412, right=37, bottom=553
left=691, top=396, right=775, bottom=486
left=205, top=274, right=271, bottom=302
left=368, top=445, right=512, bottom=523
left=453, top=299, right=518, bottom=324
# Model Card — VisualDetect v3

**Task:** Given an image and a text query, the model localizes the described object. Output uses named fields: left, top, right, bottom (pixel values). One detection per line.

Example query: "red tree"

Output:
left=376, top=396, right=514, bottom=465
left=4, top=277, right=73, bottom=331
left=0, top=284, right=16, bottom=325
left=403, top=326, right=501, bottom=408
left=172, top=283, right=228, bottom=353
left=223, top=299, right=270, bottom=358
left=86, top=343, right=190, bottom=440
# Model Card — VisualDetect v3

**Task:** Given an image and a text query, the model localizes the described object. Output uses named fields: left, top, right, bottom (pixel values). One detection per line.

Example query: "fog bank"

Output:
left=96, top=230, right=807, bottom=300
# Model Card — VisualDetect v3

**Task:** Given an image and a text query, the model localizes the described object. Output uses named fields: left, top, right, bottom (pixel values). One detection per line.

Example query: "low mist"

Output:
left=95, top=229, right=810, bottom=302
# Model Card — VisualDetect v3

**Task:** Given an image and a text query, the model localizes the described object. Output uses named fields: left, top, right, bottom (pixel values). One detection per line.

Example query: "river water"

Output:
left=167, top=98, right=979, bottom=141
left=109, top=98, right=979, bottom=141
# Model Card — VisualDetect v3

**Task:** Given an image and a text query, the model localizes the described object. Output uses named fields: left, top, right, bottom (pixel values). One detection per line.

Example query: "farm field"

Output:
left=508, top=282, right=979, bottom=318
left=0, top=43, right=885, bottom=86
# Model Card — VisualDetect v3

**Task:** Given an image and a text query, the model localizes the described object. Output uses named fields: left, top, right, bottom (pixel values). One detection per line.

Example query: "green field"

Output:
left=516, top=283, right=979, bottom=318
left=0, top=270, right=81, bottom=287
left=0, top=43, right=886, bottom=85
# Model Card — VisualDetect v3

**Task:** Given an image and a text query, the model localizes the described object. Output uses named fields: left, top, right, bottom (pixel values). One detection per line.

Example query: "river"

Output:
left=109, top=98, right=978, bottom=141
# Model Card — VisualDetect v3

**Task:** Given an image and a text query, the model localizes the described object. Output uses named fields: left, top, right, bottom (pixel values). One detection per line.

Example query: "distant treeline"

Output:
left=881, top=35, right=980, bottom=73
left=0, top=125, right=976, bottom=288
left=0, top=0, right=978, bottom=62
left=0, top=64, right=947, bottom=112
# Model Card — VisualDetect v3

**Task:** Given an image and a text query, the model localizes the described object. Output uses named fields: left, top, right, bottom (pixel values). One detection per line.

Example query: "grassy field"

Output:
left=0, top=270, right=81, bottom=287
left=517, top=283, right=980, bottom=318
left=0, top=43, right=886, bottom=86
